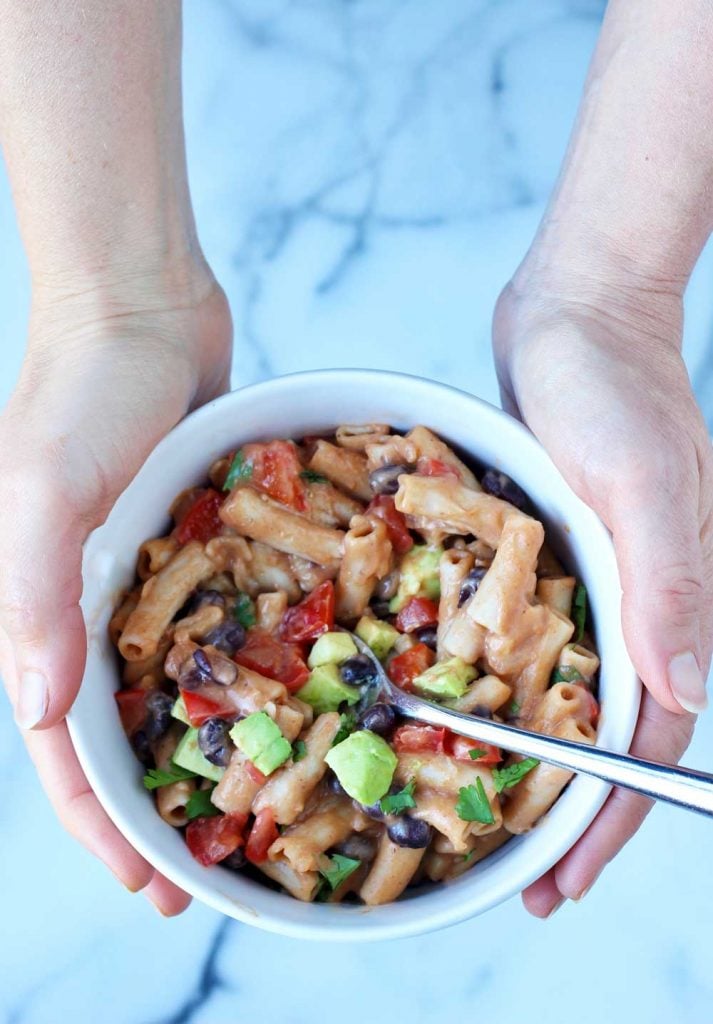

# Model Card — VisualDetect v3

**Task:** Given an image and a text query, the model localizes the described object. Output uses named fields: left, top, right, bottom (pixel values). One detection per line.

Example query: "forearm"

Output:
left=0, top=0, right=201, bottom=295
left=527, top=0, right=713, bottom=293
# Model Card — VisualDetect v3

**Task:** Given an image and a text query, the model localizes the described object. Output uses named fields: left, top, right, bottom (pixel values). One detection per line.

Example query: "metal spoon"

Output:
left=346, top=631, right=713, bottom=819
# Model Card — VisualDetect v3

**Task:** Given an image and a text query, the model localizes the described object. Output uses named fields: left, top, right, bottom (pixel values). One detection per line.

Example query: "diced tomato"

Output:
left=279, top=581, right=335, bottom=643
left=576, top=683, right=600, bottom=725
left=115, top=688, right=147, bottom=736
left=387, top=643, right=435, bottom=690
left=245, top=761, right=267, bottom=785
left=235, top=629, right=310, bottom=692
left=174, top=488, right=224, bottom=545
left=245, top=809, right=279, bottom=864
left=393, top=724, right=447, bottom=754
left=181, top=689, right=236, bottom=728
left=186, top=812, right=248, bottom=867
left=416, top=457, right=459, bottom=479
left=365, top=495, right=414, bottom=555
left=445, top=732, right=502, bottom=766
left=394, top=596, right=439, bottom=633
left=244, top=440, right=306, bottom=511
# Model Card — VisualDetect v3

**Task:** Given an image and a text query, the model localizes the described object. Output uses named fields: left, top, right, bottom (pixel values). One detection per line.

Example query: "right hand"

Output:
left=0, top=263, right=232, bottom=915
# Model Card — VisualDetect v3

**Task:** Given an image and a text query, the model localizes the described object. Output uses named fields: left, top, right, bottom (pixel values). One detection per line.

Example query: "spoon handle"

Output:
left=392, top=690, right=713, bottom=818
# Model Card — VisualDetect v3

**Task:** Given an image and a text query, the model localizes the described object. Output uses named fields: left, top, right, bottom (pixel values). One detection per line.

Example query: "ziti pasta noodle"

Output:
left=111, top=426, right=599, bottom=905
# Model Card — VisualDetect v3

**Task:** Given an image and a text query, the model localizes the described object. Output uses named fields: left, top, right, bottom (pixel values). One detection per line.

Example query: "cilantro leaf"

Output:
left=333, top=709, right=357, bottom=746
left=380, top=779, right=417, bottom=815
left=507, top=699, right=520, bottom=717
left=300, top=470, right=328, bottom=483
left=462, top=850, right=476, bottom=864
left=492, top=757, right=540, bottom=793
left=292, top=740, right=307, bottom=762
left=468, top=748, right=488, bottom=760
left=185, top=787, right=220, bottom=820
left=552, top=665, right=584, bottom=684
left=319, top=854, right=361, bottom=890
left=223, top=450, right=253, bottom=491
left=143, top=765, right=198, bottom=791
left=233, top=592, right=257, bottom=629
left=455, top=778, right=495, bottom=824
left=573, top=584, right=587, bottom=643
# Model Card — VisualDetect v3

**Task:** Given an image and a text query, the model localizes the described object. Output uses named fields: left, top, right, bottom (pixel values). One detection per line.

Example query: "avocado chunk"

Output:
left=172, top=727, right=226, bottom=783
left=296, top=663, right=360, bottom=714
left=308, top=631, right=358, bottom=668
left=389, top=545, right=444, bottom=612
left=355, top=616, right=400, bottom=661
left=171, top=695, right=190, bottom=725
left=229, top=711, right=292, bottom=776
left=324, top=730, right=397, bottom=805
left=412, top=656, right=476, bottom=700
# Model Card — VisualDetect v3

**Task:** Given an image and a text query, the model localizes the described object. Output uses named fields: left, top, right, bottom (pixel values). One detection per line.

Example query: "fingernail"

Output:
left=546, top=897, right=566, bottom=918
left=14, top=670, right=49, bottom=729
left=669, top=651, right=707, bottom=713
left=573, top=884, right=591, bottom=902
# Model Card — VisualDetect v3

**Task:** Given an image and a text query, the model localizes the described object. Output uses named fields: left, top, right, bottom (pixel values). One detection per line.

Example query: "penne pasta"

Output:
left=307, top=440, right=372, bottom=501
left=360, top=834, right=426, bottom=906
left=437, top=548, right=475, bottom=659
left=334, top=515, right=392, bottom=621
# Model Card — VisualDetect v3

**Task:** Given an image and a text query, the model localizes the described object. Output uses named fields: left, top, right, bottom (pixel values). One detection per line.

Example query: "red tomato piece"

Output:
left=392, top=724, right=447, bottom=754
left=416, top=457, right=460, bottom=479
left=365, top=496, right=414, bottom=554
left=576, top=683, right=600, bottom=725
left=387, top=643, right=435, bottom=690
left=235, top=629, right=310, bottom=692
left=181, top=689, right=235, bottom=727
left=279, top=580, right=335, bottom=643
left=244, top=440, right=306, bottom=511
left=115, top=688, right=147, bottom=736
left=394, top=596, right=439, bottom=633
left=445, top=732, right=502, bottom=766
left=174, top=488, right=224, bottom=545
left=245, top=809, right=279, bottom=864
left=186, top=813, right=248, bottom=867
left=245, top=761, right=267, bottom=785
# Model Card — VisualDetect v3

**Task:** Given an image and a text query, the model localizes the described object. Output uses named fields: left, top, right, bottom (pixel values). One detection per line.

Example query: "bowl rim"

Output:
left=68, top=368, right=641, bottom=941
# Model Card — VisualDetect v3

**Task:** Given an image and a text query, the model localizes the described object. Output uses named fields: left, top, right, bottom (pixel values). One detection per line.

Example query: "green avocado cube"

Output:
left=324, top=730, right=397, bottom=805
left=171, top=695, right=190, bottom=725
left=308, top=631, right=358, bottom=668
left=355, top=616, right=400, bottom=661
left=229, top=712, right=292, bottom=776
left=172, top=727, right=226, bottom=783
left=296, top=663, right=360, bottom=714
left=412, top=656, right=476, bottom=700
left=389, top=545, right=444, bottom=612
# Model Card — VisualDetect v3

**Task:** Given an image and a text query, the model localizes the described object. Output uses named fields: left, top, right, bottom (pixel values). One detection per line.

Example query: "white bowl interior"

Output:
left=69, top=370, right=640, bottom=941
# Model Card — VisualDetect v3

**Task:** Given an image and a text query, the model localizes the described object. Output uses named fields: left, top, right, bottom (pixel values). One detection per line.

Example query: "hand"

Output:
left=493, top=255, right=712, bottom=915
left=0, top=265, right=232, bottom=915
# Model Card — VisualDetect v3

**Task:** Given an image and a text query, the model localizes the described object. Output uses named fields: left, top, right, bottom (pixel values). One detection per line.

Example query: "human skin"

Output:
left=0, top=0, right=711, bottom=919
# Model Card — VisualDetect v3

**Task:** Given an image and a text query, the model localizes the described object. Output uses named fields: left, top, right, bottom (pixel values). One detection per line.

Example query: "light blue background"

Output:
left=2, top=3, right=713, bottom=1022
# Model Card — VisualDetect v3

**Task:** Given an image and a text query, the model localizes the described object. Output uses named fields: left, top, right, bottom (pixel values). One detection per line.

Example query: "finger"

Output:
left=522, top=869, right=563, bottom=918
left=143, top=873, right=193, bottom=917
left=23, top=721, right=155, bottom=893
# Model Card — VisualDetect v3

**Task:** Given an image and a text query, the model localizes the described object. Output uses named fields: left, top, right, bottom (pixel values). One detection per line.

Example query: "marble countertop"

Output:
left=2, top=2, right=713, bottom=1021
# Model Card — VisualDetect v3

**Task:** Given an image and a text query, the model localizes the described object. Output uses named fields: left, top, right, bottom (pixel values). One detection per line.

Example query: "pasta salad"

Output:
left=111, top=424, right=600, bottom=906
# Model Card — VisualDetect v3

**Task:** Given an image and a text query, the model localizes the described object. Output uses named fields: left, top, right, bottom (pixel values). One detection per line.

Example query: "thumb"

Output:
left=609, top=451, right=707, bottom=715
left=0, top=463, right=89, bottom=730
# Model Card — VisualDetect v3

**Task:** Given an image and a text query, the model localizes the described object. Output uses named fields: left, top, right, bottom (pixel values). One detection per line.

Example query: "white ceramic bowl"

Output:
left=69, top=370, right=640, bottom=941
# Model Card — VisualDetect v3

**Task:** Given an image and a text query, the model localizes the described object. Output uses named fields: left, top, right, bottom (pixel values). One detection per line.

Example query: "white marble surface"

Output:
left=2, top=2, right=713, bottom=1021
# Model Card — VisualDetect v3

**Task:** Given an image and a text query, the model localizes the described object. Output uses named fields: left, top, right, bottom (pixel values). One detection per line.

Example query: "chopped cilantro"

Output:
left=455, top=778, right=495, bottom=824
left=300, top=469, right=328, bottom=483
left=573, top=584, right=587, bottom=643
left=462, top=850, right=476, bottom=864
left=319, top=854, right=361, bottom=891
left=507, top=699, right=521, bottom=716
left=292, top=739, right=308, bottom=762
left=333, top=709, right=358, bottom=746
left=185, top=787, right=220, bottom=820
left=143, top=765, right=198, bottom=790
left=223, top=450, right=253, bottom=491
left=233, top=592, right=257, bottom=628
left=492, top=757, right=540, bottom=793
left=468, top=748, right=488, bottom=760
left=552, top=665, right=584, bottom=684
left=380, top=779, right=417, bottom=816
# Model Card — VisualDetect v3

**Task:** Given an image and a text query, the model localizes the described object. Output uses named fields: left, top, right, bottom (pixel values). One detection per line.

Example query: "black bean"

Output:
left=481, top=468, right=528, bottom=509
left=369, top=463, right=414, bottom=496
left=326, top=770, right=346, bottom=795
left=415, top=625, right=438, bottom=650
left=222, top=848, right=246, bottom=871
left=340, top=655, right=378, bottom=687
left=357, top=702, right=396, bottom=736
left=458, top=567, right=488, bottom=607
left=188, top=590, right=227, bottom=614
left=360, top=799, right=386, bottom=821
left=370, top=599, right=392, bottom=619
left=204, top=620, right=246, bottom=657
left=472, top=703, right=493, bottom=720
left=375, top=571, right=400, bottom=601
left=197, top=717, right=234, bottom=767
left=131, top=728, right=153, bottom=766
left=387, top=816, right=432, bottom=849
left=143, top=690, right=174, bottom=741
left=178, top=649, right=214, bottom=691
